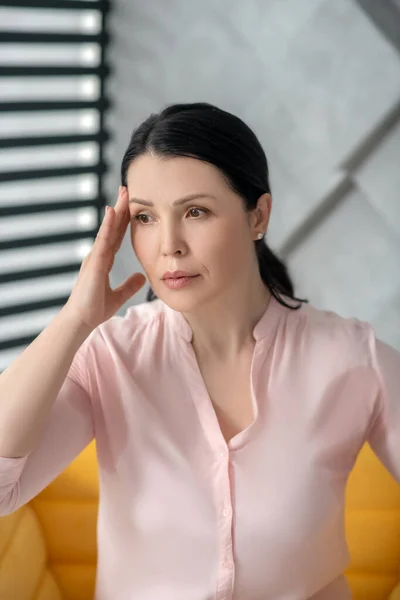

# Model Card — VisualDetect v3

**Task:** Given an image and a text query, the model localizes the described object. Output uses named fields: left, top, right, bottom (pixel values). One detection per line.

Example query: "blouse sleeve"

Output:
left=0, top=332, right=95, bottom=517
left=366, top=328, right=400, bottom=483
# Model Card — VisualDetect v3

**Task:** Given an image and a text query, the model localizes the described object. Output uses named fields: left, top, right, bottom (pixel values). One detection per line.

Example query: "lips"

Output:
left=162, top=271, right=198, bottom=279
left=162, top=274, right=200, bottom=289
left=165, top=276, right=198, bottom=281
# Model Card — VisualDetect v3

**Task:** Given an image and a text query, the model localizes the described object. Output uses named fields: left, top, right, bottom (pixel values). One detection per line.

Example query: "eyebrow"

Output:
left=129, top=193, right=217, bottom=207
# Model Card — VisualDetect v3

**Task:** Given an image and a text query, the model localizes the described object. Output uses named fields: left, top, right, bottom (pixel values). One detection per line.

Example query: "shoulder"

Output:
left=99, top=299, right=167, bottom=344
left=281, top=299, right=375, bottom=371
left=72, top=300, right=171, bottom=385
left=78, top=299, right=167, bottom=360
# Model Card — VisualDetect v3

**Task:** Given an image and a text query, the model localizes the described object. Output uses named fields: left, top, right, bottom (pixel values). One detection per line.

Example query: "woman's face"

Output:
left=126, top=153, right=268, bottom=312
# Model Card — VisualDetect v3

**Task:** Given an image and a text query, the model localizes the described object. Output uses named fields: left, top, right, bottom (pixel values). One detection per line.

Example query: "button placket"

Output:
left=215, top=452, right=235, bottom=599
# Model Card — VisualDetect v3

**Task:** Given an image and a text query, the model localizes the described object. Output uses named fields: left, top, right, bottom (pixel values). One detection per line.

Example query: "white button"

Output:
left=222, top=508, right=230, bottom=517
left=220, top=451, right=225, bottom=457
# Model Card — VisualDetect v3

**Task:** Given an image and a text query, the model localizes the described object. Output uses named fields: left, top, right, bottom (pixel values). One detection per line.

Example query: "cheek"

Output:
left=129, top=227, right=154, bottom=267
left=191, top=221, right=228, bottom=256
left=201, top=223, right=248, bottom=272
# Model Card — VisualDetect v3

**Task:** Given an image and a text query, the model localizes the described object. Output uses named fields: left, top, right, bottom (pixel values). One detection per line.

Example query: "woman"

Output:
left=0, top=102, right=399, bottom=600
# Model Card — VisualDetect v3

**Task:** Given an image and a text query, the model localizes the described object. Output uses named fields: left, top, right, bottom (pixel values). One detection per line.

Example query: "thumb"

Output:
left=112, top=273, right=147, bottom=308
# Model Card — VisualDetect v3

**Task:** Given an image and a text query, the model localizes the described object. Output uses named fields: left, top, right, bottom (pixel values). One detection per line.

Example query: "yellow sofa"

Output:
left=1, top=440, right=400, bottom=600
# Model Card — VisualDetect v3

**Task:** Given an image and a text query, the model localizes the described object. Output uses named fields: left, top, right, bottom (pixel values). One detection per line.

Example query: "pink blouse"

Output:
left=0, top=294, right=399, bottom=600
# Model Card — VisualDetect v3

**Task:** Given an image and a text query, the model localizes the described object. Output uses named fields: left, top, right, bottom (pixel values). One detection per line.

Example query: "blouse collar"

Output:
left=163, top=292, right=289, bottom=344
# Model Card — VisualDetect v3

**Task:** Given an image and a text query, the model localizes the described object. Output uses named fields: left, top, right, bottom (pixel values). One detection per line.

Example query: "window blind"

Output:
left=0, top=0, right=111, bottom=373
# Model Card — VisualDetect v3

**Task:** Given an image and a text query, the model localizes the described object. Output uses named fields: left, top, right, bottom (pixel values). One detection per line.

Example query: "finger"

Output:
left=113, top=185, right=125, bottom=210
left=111, top=186, right=125, bottom=226
left=97, top=205, right=113, bottom=241
left=111, top=272, right=146, bottom=309
left=93, top=205, right=115, bottom=261
left=108, top=186, right=123, bottom=229
left=113, top=187, right=130, bottom=253
left=104, top=188, right=122, bottom=252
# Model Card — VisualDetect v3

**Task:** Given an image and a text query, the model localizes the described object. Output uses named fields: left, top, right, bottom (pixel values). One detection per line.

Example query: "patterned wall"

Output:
left=105, top=0, right=400, bottom=350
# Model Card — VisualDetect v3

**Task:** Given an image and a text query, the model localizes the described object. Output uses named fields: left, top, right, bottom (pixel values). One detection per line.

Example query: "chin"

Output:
left=158, top=294, right=202, bottom=314
left=153, top=283, right=209, bottom=314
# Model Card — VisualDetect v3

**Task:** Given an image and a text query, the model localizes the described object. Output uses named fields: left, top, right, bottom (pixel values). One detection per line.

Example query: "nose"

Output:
left=160, top=222, right=186, bottom=257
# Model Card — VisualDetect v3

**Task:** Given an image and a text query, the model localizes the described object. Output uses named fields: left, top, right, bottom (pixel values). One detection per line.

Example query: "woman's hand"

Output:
left=63, top=186, right=146, bottom=331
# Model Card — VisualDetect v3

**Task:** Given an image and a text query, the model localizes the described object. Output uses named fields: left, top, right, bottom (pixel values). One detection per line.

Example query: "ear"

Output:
left=250, top=193, right=272, bottom=232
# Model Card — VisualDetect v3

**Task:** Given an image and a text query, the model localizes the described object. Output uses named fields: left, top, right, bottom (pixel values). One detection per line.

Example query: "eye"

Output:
left=188, top=207, right=208, bottom=218
left=132, top=207, right=208, bottom=225
left=133, top=213, right=152, bottom=224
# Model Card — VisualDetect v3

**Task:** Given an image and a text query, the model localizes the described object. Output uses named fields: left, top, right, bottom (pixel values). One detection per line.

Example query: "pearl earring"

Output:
left=257, top=233, right=264, bottom=240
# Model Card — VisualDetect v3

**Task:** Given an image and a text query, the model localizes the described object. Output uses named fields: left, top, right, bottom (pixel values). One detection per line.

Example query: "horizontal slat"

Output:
left=0, top=131, right=109, bottom=149
left=0, top=228, right=98, bottom=251
left=0, top=295, right=71, bottom=318
left=0, top=64, right=110, bottom=77
left=0, top=305, right=81, bottom=351
left=0, top=141, right=100, bottom=172
left=0, top=98, right=110, bottom=112
left=0, top=198, right=104, bottom=217
left=0, top=330, right=62, bottom=352
left=0, top=262, right=83, bottom=284
left=0, top=162, right=106, bottom=183
left=1, top=206, right=99, bottom=242
left=0, top=110, right=100, bottom=137
left=0, top=271, right=78, bottom=309
left=0, top=31, right=109, bottom=44
left=0, top=0, right=110, bottom=10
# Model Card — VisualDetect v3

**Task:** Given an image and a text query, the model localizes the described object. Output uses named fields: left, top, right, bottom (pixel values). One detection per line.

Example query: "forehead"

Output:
left=126, top=154, right=230, bottom=199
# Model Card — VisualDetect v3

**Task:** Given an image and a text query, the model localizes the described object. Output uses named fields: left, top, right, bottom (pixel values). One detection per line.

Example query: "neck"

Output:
left=184, top=277, right=272, bottom=361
